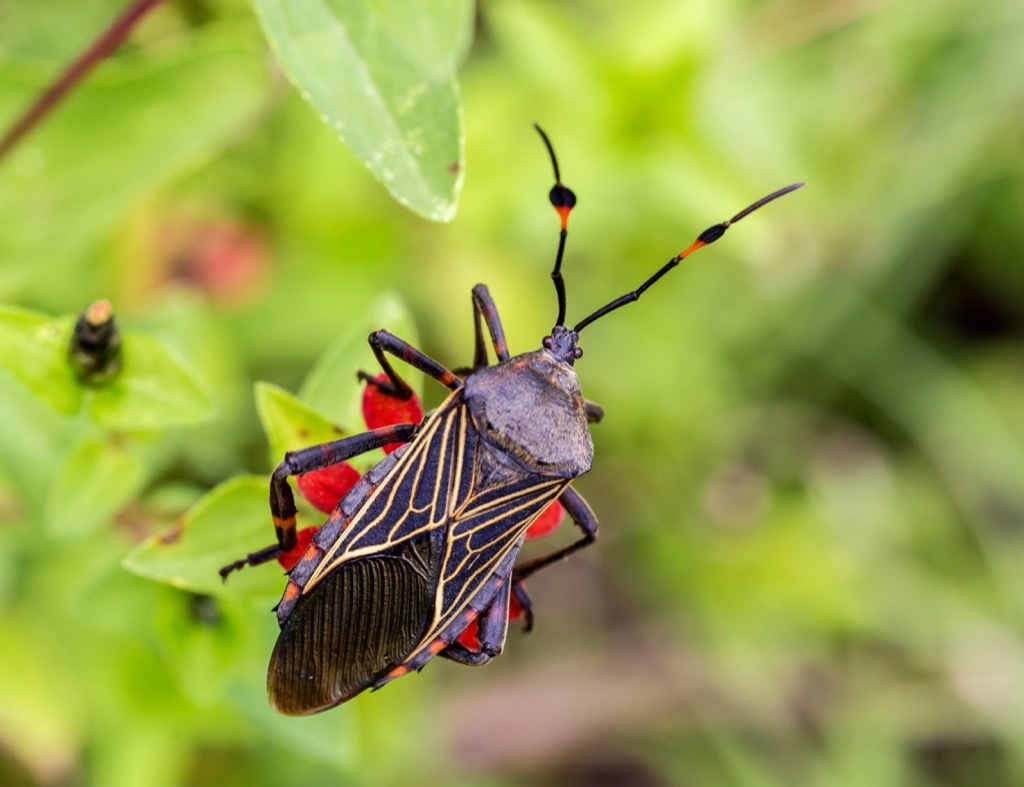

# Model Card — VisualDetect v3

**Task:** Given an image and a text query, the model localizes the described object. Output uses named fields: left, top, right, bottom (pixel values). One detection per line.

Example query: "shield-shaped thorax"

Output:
left=463, top=348, right=593, bottom=479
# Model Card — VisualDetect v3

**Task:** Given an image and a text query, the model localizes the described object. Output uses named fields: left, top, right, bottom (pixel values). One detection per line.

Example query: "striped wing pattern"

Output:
left=268, top=390, right=568, bottom=713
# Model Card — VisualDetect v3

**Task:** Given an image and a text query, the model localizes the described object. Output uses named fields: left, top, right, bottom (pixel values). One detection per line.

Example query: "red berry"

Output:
left=296, top=462, right=361, bottom=514
left=276, top=526, right=317, bottom=571
left=508, top=590, right=524, bottom=622
left=455, top=589, right=525, bottom=651
left=526, top=499, right=564, bottom=540
left=361, top=373, right=424, bottom=454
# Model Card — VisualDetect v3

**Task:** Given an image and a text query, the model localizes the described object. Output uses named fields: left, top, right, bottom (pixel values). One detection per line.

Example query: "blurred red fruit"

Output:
left=296, top=462, right=361, bottom=514
left=160, top=215, right=269, bottom=305
left=361, top=373, right=424, bottom=453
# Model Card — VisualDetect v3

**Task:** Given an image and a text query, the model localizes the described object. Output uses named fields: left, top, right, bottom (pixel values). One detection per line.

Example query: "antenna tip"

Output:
left=770, top=182, right=806, bottom=200
left=727, top=181, right=806, bottom=225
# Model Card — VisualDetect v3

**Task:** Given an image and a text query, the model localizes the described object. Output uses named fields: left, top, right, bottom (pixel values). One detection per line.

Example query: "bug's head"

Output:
left=534, top=124, right=803, bottom=365
left=541, top=324, right=581, bottom=365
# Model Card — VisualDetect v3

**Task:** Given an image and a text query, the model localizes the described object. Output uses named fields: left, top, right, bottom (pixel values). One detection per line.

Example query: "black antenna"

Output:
left=534, top=124, right=577, bottom=328
left=573, top=182, right=804, bottom=333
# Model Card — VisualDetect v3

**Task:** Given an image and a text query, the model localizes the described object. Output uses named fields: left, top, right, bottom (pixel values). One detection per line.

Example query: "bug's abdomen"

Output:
left=269, top=552, right=432, bottom=715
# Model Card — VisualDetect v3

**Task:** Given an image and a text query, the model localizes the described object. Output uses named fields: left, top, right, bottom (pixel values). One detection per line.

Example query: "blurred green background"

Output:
left=2, top=0, right=1024, bottom=784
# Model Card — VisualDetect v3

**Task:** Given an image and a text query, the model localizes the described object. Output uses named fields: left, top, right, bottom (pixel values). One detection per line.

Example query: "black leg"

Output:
left=513, top=486, right=598, bottom=583
left=358, top=329, right=461, bottom=399
left=585, top=401, right=604, bottom=424
left=511, top=580, right=535, bottom=633
left=437, top=580, right=512, bottom=666
left=219, top=544, right=282, bottom=580
left=471, top=284, right=511, bottom=369
left=220, top=423, right=417, bottom=579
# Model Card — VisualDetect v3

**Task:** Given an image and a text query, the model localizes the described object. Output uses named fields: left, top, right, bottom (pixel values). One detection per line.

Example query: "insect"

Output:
left=222, top=126, right=802, bottom=715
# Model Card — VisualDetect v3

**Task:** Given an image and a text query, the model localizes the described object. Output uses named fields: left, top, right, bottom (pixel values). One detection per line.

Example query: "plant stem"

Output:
left=0, top=0, right=169, bottom=162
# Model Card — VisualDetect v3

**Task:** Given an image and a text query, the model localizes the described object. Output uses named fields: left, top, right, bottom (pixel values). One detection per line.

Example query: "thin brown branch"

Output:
left=0, top=0, right=169, bottom=162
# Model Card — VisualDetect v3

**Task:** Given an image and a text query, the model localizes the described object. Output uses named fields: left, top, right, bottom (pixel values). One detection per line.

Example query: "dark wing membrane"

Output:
left=269, top=550, right=433, bottom=715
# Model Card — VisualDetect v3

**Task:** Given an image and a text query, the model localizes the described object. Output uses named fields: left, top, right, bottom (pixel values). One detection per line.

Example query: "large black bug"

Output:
left=222, top=126, right=802, bottom=715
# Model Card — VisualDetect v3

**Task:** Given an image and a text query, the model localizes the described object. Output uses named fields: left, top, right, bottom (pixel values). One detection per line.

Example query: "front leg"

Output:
left=358, top=329, right=461, bottom=399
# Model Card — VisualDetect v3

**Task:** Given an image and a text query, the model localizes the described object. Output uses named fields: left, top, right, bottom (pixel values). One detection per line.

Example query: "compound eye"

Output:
left=542, top=336, right=553, bottom=349
left=574, top=347, right=583, bottom=359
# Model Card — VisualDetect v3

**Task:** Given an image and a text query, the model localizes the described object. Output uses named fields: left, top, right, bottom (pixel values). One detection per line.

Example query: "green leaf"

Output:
left=232, top=654, right=357, bottom=769
left=358, top=0, right=475, bottom=73
left=89, top=334, right=215, bottom=430
left=0, top=372, right=76, bottom=523
left=254, top=382, right=349, bottom=469
left=0, top=306, right=81, bottom=413
left=299, top=291, right=422, bottom=431
left=45, top=435, right=148, bottom=539
left=248, top=0, right=470, bottom=221
left=151, top=592, right=253, bottom=709
left=122, top=476, right=281, bottom=603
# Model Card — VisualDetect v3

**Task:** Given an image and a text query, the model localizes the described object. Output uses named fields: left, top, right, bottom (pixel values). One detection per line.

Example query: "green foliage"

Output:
left=256, top=383, right=343, bottom=467
left=0, top=308, right=80, bottom=412
left=45, top=436, right=147, bottom=539
left=0, top=21, right=269, bottom=304
left=2, top=0, right=1024, bottom=785
left=248, top=0, right=471, bottom=220
left=123, top=293, right=423, bottom=601
left=299, top=292, right=421, bottom=430
left=0, top=305, right=213, bottom=427
left=124, top=475, right=275, bottom=599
